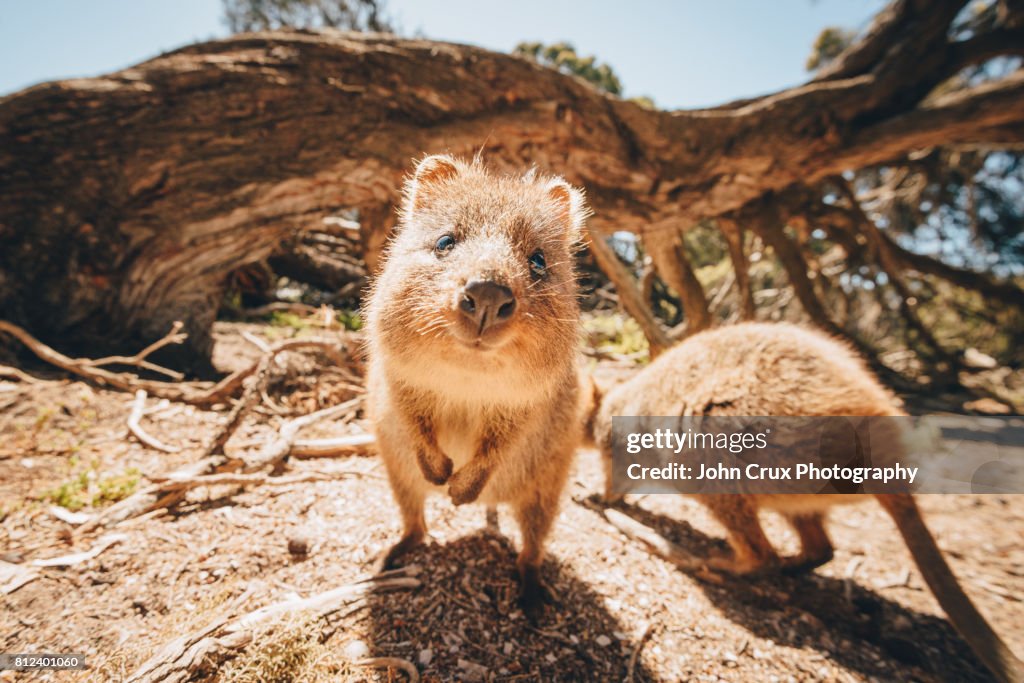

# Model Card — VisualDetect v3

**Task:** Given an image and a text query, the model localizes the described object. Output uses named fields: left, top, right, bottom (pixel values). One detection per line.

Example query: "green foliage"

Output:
left=269, top=310, right=309, bottom=330
left=336, top=309, right=362, bottom=331
left=44, top=465, right=141, bottom=511
left=683, top=224, right=728, bottom=269
left=628, top=95, right=657, bottom=110
left=582, top=312, right=649, bottom=362
left=515, top=41, right=625, bottom=96
left=222, top=0, right=392, bottom=33
left=805, top=27, right=855, bottom=71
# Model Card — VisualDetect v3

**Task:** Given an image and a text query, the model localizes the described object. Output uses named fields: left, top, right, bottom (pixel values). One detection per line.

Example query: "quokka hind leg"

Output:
left=698, top=494, right=780, bottom=575
left=601, top=446, right=625, bottom=504
left=376, top=453, right=428, bottom=573
left=512, top=486, right=563, bottom=618
left=781, top=512, right=834, bottom=574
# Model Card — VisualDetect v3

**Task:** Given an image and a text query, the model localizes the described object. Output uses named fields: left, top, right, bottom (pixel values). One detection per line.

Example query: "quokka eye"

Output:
left=435, top=234, right=456, bottom=254
left=528, top=250, right=547, bottom=277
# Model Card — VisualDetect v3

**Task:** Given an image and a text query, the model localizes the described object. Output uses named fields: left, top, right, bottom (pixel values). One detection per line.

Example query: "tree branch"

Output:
left=825, top=71, right=1024, bottom=178
left=584, top=230, right=672, bottom=355
left=717, top=218, right=755, bottom=320
left=645, top=225, right=712, bottom=335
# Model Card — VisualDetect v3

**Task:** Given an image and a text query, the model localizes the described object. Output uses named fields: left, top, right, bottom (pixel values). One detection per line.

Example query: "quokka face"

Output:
left=368, top=155, right=588, bottom=385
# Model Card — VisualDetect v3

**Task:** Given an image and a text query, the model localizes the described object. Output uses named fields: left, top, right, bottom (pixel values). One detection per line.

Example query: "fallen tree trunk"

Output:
left=2, top=3, right=1022, bottom=370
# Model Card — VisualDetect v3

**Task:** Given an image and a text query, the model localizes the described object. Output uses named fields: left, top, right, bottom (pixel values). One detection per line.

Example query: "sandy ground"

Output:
left=1, top=324, right=1022, bottom=682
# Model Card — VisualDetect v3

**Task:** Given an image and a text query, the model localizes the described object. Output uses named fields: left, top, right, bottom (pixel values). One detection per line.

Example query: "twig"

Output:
left=127, top=569, right=421, bottom=683
left=84, top=321, right=186, bottom=380
left=238, top=302, right=320, bottom=318
left=203, top=353, right=275, bottom=456
left=31, top=533, right=127, bottom=568
left=0, top=365, right=60, bottom=384
left=127, top=390, right=181, bottom=453
left=0, top=319, right=211, bottom=402
left=575, top=497, right=726, bottom=583
left=0, top=319, right=346, bottom=407
left=625, top=623, right=655, bottom=683
left=238, top=397, right=362, bottom=471
left=83, top=397, right=363, bottom=530
left=289, top=433, right=376, bottom=458
left=355, top=657, right=419, bottom=682
left=240, top=331, right=272, bottom=353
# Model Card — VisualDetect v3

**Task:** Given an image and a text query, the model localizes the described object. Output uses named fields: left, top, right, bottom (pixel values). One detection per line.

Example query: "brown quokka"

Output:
left=591, top=322, right=1024, bottom=682
left=366, top=154, right=589, bottom=611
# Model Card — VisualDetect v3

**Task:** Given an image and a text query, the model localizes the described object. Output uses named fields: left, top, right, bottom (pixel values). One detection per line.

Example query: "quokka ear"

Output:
left=545, top=177, right=590, bottom=238
left=404, top=154, right=461, bottom=214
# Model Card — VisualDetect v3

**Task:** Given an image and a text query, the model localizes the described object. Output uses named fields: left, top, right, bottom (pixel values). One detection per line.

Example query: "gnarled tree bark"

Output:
left=2, top=1, right=1023, bottom=370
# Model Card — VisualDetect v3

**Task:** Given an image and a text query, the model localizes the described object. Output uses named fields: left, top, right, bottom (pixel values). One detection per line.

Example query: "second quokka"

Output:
left=589, top=322, right=1024, bottom=682
left=366, top=155, right=589, bottom=612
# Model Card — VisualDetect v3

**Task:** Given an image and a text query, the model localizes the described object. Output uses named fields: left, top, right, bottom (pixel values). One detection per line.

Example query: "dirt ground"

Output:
left=1, top=323, right=1022, bottom=682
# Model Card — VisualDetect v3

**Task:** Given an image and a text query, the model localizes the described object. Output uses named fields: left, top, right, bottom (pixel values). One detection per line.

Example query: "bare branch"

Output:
left=127, top=390, right=182, bottom=453
left=645, top=225, right=712, bottom=335
left=717, top=218, right=755, bottom=320
left=584, top=230, right=671, bottom=355
left=829, top=71, right=1024, bottom=175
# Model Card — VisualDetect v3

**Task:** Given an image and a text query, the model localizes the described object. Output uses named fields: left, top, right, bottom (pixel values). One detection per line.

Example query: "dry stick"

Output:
left=0, top=364, right=63, bottom=385
left=84, top=321, right=187, bottom=380
left=126, top=569, right=422, bottom=683
left=0, top=319, right=214, bottom=402
left=575, top=497, right=727, bottom=585
left=356, top=657, right=420, bottom=682
left=82, top=397, right=364, bottom=531
left=239, top=301, right=321, bottom=318
left=240, top=330, right=272, bottom=353
left=290, top=433, right=376, bottom=458
left=127, top=390, right=182, bottom=453
left=204, top=352, right=275, bottom=457
left=0, top=319, right=347, bottom=407
left=625, top=622, right=656, bottom=683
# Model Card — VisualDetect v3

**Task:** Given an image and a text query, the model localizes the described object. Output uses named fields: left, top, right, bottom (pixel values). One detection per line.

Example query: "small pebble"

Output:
left=287, top=536, right=310, bottom=556
left=595, top=635, right=612, bottom=647
left=418, top=648, right=433, bottom=666
left=343, top=639, right=370, bottom=659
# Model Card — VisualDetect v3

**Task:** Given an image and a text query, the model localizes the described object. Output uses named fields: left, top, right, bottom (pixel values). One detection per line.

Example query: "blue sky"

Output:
left=0, top=0, right=886, bottom=108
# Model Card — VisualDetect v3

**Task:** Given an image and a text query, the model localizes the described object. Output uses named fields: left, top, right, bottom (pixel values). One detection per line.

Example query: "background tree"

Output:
left=514, top=41, right=624, bottom=96
left=222, top=0, right=392, bottom=33
left=1, top=0, right=1023, bottom=406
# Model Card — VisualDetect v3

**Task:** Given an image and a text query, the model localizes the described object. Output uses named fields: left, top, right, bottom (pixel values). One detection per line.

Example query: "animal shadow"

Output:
left=609, top=500, right=997, bottom=683
left=361, top=530, right=657, bottom=682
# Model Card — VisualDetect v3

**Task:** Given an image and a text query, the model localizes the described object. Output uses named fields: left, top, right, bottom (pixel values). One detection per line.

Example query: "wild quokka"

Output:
left=366, top=154, right=589, bottom=612
left=590, top=322, right=1023, bottom=682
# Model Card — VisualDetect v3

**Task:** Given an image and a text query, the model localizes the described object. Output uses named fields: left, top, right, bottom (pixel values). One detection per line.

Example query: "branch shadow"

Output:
left=604, top=499, right=997, bottom=683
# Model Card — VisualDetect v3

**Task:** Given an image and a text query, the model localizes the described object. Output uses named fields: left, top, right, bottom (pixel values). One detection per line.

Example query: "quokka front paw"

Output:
left=447, top=465, right=490, bottom=506
left=416, top=449, right=453, bottom=485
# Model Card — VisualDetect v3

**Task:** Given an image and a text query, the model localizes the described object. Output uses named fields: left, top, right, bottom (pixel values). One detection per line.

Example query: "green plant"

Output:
left=43, top=466, right=141, bottom=511
left=336, top=309, right=362, bottom=331
left=582, top=312, right=650, bottom=362
left=269, top=311, right=309, bottom=330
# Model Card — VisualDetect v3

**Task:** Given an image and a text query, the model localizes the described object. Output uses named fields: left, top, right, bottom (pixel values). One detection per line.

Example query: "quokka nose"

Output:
left=459, top=279, right=517, bottom=333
